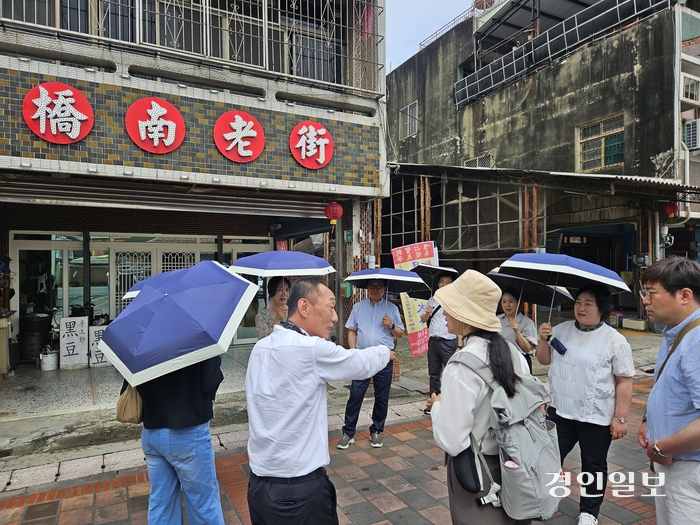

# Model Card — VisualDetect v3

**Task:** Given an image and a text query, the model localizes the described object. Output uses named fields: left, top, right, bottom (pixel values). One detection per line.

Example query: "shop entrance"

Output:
left=10, top=233, right=272, bottom=367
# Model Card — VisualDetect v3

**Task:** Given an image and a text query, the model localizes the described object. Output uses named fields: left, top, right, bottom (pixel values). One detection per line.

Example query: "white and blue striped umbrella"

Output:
left=229, top=251, right=335, bottom=277
left=499, top=253, right=630, bottom=295
left=99, top=260, right=258, bottom=386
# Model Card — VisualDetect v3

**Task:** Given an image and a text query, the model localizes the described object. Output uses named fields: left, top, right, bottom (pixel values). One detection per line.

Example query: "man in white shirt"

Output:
left=420, top=273, right=458, bottom=415
left=246, top=277, right=391, bottom=525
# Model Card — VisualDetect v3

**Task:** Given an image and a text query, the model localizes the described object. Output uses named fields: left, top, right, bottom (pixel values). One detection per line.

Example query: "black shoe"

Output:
left=423, top=408, right=431, bottom=415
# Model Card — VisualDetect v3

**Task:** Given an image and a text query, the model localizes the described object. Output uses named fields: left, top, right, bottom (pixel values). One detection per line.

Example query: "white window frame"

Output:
left=399, top=101, right=418, bottom=140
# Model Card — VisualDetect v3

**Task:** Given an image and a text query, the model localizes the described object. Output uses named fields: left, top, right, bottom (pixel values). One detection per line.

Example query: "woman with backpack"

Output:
left=429, top=270, right=532, bottom=525
left=537, top=284, right=635, bottom=525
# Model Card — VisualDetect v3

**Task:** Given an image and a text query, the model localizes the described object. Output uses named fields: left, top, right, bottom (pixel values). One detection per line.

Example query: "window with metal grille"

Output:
left=0, top=0, right=382, bottom=92
left=579, top=115, right=624, bottom=172
left=399, top=101, right=417, bottom=140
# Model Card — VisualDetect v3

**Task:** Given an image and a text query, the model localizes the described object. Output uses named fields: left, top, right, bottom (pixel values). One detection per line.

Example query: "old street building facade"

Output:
left=385, top=0, right=700, bottom=312
left=0, top=0, right=386, bottom=373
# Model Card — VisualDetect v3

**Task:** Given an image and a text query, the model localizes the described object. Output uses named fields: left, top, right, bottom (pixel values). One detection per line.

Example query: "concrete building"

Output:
left=0, top=0, right=387, bottom=375
left=384, top=0, right=700, bottom=309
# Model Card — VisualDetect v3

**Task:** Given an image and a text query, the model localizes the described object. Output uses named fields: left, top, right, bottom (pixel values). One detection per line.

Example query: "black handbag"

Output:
left=452, top=445, right=481, bottom=493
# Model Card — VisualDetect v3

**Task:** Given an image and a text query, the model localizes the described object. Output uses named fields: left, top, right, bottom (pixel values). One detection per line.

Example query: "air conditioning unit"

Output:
left=684, top=118, right=700, bottom=150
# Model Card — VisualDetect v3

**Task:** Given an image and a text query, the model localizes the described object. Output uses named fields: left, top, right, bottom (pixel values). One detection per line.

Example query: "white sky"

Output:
left=385, top=0, right=470, bottom=72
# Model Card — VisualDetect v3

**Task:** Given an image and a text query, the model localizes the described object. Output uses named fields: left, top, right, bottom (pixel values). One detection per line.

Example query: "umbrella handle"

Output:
left=547, top=274, right=559, bottom=324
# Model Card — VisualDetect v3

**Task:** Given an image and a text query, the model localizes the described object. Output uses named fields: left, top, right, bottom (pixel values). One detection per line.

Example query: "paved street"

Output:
left=0, top=377, right=660, bottom=525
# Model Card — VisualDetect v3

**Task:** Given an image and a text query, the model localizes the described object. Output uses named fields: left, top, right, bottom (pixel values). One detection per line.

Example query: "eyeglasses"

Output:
left=438, top=280, right=452, bottom=285
left=367, top=284, right=386, bottom=290
left=638, top=288, right=671, bottom=301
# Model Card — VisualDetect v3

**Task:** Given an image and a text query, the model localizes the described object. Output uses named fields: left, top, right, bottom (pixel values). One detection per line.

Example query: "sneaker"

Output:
left=337, top=433, right=354, bottom=450
left=423, top=408, right=431, bottom=415
left=370, top=432, right=383, bottom=448
left=577, top=513, right=598, bottom=525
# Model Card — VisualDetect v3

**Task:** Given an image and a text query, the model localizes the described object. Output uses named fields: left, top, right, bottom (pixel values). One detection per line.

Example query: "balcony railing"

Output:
left=0, top=0, right=383, bottom=93
left=454, top=0, right=677, bottom=109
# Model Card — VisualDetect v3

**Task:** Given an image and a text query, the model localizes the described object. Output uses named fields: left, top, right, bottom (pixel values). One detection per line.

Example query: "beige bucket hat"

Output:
left=434, top=270, right=502, bottom=332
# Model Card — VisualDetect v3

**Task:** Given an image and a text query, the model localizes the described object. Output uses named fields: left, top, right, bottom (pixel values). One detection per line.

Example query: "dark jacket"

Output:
left=130, top=356, right=223, bottom=430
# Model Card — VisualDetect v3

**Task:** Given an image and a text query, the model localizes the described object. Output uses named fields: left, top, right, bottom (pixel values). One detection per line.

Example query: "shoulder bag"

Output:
left=116, top=384, right=143, bottom=424
left=452, top=437, right=482, bottom=493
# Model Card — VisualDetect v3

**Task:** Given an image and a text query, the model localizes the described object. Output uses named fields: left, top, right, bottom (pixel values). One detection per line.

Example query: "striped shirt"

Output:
left=426, top=297, right=456, bottom=340
left=548, top=321, right=635, bottom=426
left=647, top=307, right=700, bottom=462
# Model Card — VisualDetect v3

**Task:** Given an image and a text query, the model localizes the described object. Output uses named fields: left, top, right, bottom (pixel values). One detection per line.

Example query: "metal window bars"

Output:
left=0, top=0, right=383, bottom=92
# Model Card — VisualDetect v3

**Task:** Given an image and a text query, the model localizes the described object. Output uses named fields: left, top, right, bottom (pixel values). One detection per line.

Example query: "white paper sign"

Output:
left=60, top=316, right=89, bottom=369
left=89, top=326, right=111, bottom=367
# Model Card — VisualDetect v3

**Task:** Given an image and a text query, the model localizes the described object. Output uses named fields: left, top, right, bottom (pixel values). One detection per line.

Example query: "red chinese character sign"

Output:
left=391, top=241, right=438, bottom=271
left=125, top=97, right=186, bottom=154
left=213, top=110, right=265, bottom=163
left=289, top=120, right=334, bottom=169
left=391, top=241, right=439, bottom=358
left=22, top=82, right=94, bottom=144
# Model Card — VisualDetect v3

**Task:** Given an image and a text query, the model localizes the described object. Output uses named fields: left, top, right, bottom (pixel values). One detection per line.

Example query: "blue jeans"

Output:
left=342, top=360, right=393, bottom=437
left=141, top=421, right=224, bottom=525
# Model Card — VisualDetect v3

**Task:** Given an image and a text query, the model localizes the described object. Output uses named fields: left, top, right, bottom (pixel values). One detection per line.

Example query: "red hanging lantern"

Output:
left=686, top=223, right=695, bottom=232
left=324, top=202, right=343, bottom=225
left=663, top=202, right=679, bottom=218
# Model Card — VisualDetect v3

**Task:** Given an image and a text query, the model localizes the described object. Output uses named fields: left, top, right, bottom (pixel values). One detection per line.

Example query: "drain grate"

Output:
left=0, top=449, right=13, bottom=458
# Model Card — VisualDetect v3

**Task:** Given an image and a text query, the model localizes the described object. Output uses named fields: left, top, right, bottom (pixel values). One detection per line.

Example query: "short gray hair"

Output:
left=287, top=277, right=324, bottom=316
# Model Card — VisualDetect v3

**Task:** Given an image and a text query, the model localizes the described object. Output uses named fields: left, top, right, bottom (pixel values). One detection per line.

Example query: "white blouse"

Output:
left=549, top=321, right=635, bottom=426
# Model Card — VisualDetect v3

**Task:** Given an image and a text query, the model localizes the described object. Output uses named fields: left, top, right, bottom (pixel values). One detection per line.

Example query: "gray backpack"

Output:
left=451, top=349, right=562, bottom=521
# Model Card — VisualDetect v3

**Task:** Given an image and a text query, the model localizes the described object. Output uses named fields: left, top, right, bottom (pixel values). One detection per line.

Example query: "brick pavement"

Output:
left=0, top=379, right=659, bottom=525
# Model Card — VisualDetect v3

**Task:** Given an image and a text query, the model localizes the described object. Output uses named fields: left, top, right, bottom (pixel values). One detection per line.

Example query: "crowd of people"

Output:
left=128, top=256, right=700, bottom=525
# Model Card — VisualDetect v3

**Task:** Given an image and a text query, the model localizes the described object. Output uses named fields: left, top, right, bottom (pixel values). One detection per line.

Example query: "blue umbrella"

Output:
left=488, top=269, right=574, bottom=356
left=345, top=268, right=430, bottom=295
left=487, top=269, right=574, bottom=308
left=98, top=261, right=258, bottom=386
left=121, top=266, right=189, bottom=299
left=498, top=253, right=630, bottom=295
left=499, top=254, right=629, bottom=356
left=228, top=251, right=335, bottom=277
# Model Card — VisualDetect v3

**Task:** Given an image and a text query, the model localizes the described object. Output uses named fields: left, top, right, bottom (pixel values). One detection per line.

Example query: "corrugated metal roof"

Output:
left=389, top=163, right=700, bottom=197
